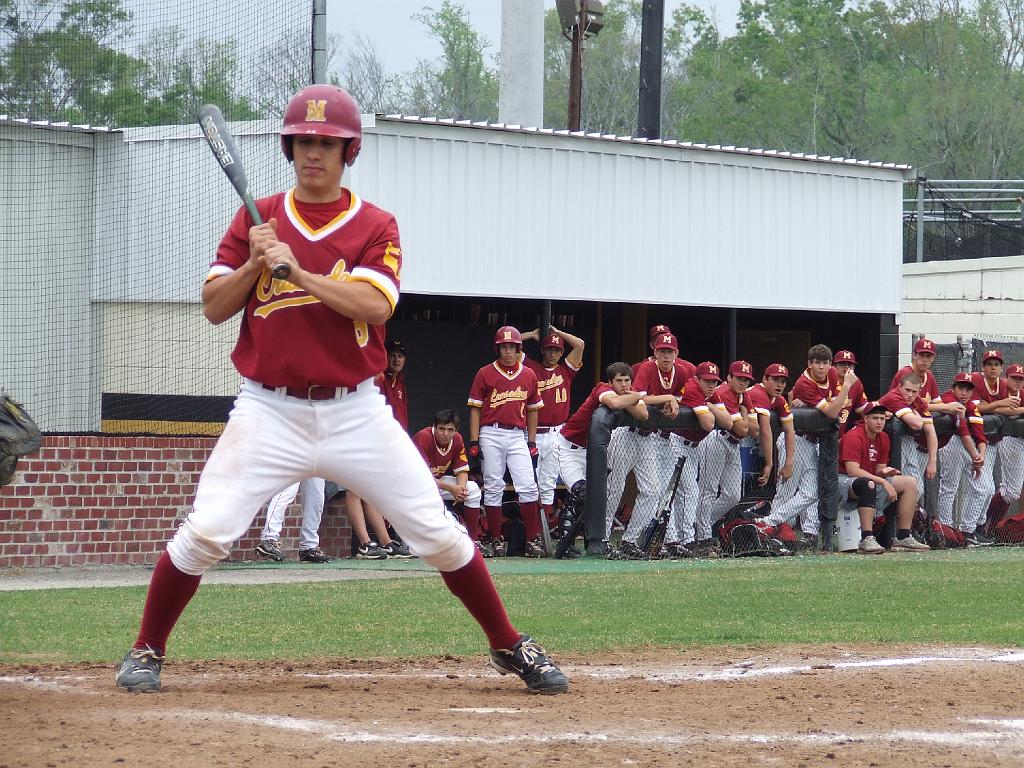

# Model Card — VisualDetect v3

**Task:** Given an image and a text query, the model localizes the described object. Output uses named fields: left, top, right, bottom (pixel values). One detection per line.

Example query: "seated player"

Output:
left=839, top=402, right=930, bottom=554
left=413, top=409, right=485, bottom=554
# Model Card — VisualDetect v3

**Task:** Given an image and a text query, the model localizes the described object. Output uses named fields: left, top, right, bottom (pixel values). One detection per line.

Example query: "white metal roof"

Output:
left=0, top=115, right=117, bottom=133
left=378, top=114, right=914, bottom=173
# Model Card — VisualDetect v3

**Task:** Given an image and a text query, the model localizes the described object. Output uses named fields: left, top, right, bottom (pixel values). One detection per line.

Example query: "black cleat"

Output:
left=115, top=645, right=164, bottom=693
left=255, top=538, right=285, bottom=562
left=299, top=547, right=332, bottom=563
left=489, top=634, right=569, bottom=694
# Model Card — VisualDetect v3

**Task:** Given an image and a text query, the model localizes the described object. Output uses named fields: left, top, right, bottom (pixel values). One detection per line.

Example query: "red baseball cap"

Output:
left=1008, top=364, right=1024, bottom=379
left=541, top=333, right=564, bottom=350
left=763, top=363, right=789, bottom=379
left=983, top=349, right=1004, bottom=364
left=729, top=360, right=755, bottom=380
left=653, top=333, right=679, bottom=352
left=696, top=361, right=721, bottom=381
left=913, top=338, right=936, bottom=355
left=953, top=372, right=975, bottom=386
left=648, top=324, right=672, bottom=340
left=864, top=401, right=888, bottom=416
left=834, top=350, right=857, bottom=364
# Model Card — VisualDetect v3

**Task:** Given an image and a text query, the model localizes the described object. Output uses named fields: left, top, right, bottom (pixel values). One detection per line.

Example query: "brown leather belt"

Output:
left=489, top=423, right=522, bottom=431
left=262, top=383, right=348, bottom=401
left=718, top=430, right=740, bottom=445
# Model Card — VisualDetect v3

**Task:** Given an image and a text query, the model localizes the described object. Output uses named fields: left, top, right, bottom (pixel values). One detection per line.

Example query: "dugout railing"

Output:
left=582, top=406, right=1024, bottom=556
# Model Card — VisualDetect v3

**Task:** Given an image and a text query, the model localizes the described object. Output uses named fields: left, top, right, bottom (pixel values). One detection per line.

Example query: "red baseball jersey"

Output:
left=878, top=389, right=932, bottom=423
left=209, top=189, right=401, bottom=388
left=634, top=361, right=687, bottom=401
left=838, top=378, right=870, bottom=436
left=631, top=357, right=654, bottom=381
left=412, top=427, right=470, bottom=478
left=971, top=372, right=1009, bottom=404
left=377, top=370, right=408, bottom=429
left=561, top=383, right=617, bottom=448
left=524, top=357, right=580, bottom=426
left=746, top=383, right=794, bottom=424
left=709, top=383, right=748, bottom=434
left=839, top=423, right=890, bottom=474
left=632, top=358, right=696, bottom=385
left=791, top=368, right=841, bottom=410
left=678, top=378, right=714, bottom=444
left=938, top=390, right=987, bottom=449
left=467, top=362, right=543, bottom=429
left=889, top=365, right=940, bottom=403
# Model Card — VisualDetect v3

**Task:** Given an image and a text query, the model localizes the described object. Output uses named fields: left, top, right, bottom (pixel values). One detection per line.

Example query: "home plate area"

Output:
left=3, top=645, right=1024, bottom=767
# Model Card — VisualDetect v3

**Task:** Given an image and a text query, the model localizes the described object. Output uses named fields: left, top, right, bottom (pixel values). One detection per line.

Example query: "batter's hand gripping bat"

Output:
left=196, top=104, right=291, bottom=280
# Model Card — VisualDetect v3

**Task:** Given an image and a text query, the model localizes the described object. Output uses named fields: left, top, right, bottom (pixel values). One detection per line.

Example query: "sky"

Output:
left=326, top=0, right=742, bottom=75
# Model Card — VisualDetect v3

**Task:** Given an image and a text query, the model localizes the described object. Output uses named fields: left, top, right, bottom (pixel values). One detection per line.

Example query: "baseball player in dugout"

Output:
left=114, top=85, right=568, bottom=695
left=832, top=350, right=870, bottom=436
left=877, top=373, right=938, bottom=504
left=986, top=363, right=1024, bottom=531
left=520, top=326, right=584, bottom=533
left=412, top=410, right=485, bottom=553
left=467, top=326, right=546, bottom=557
left=377, top=339, right=408, bottom=430
left=761, top=344, right=857, bottom=538
left=745, top=363, right=796, bottom=488
left=838, top=401, right=930, bottom=554
left=936, top=373, right=991, bottom=544
left=890, top=338, right=965, bottom=417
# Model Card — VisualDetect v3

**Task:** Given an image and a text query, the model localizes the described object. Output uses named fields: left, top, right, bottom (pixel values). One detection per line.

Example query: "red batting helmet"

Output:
left=281, top=85, right=362, bottom=166
left=494, top=326, right=523, bottom=349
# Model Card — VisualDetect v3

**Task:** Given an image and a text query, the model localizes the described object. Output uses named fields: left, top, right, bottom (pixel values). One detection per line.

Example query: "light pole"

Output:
left=555, top=0, right=605, bottom=131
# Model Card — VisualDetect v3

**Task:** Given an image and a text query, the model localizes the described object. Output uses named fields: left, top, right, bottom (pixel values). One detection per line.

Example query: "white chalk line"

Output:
left=159, top=708, right=1024, bottom=752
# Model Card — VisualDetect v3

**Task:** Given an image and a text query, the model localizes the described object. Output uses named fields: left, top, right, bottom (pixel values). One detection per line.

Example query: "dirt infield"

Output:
left=3, top=645, right=1024, bottom=767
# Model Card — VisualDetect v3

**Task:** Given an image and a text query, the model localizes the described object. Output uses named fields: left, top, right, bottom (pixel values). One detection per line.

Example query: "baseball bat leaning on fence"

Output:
left=638, top=456, right=686, bottom=557
left=196, top=105, right=290, bottom=280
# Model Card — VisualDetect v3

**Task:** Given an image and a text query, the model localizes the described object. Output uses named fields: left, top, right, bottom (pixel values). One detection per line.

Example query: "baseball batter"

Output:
left=114, top=85, right=567, bottom=696
left=467, top=327, right=546, bottom=557
left=521, top=326, right=584, bottom=530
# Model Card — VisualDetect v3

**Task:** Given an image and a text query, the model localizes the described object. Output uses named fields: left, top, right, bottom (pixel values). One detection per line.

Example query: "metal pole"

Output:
left=728, top=308, right=737, bottom=364
left=567, top=9, right=583, bottom=131
left=915, top=176, right=926, bottom=263
left=311, top=0, right=328, bottom=84
left=636, top=0, right=664, bottom=139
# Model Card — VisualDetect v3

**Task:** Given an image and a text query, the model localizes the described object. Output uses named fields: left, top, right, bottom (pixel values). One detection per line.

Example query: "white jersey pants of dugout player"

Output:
left=666, top=436, right=701, bottom=545
left=761, top=433, right=820, bottom=534
left=897, top=435, right=929, bottom=501
left=605, top=427, right=642, bottom=538
left=437, top=475, right=482, bottom=510
left=623, top=432, right=674, bottom=544
left=165, top=379, right=475, bottom=575
left=694, top=430, right=743, bottom=541
left=535, top=425, right=564, bottom=507
left=262, top=477, right=325, bottom=550
left=956, top=441, right=998, bottom=534
left=997, top=435, right=1024, bottom=508
left=479, top=425, right=539, bottom=507
left=936, top=439, right=996, bottom=530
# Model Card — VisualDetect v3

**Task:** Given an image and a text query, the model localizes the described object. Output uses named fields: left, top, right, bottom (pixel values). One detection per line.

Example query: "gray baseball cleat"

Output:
left=489, top=634, right=569, bottom=694
left=115, top=645, right=164, bottom=693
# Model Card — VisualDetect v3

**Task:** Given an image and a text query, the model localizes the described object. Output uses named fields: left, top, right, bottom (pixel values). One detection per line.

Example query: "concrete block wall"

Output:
left=0, top=436, right=353, bottom=569
left=901, top=255, right=1024, bottom=360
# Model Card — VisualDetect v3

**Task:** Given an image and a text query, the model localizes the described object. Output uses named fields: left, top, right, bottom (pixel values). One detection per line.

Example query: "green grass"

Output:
left=2, top=548, right=1023, bottom=664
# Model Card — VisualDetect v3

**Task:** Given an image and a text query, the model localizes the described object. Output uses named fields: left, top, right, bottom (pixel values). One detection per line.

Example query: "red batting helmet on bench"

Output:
left=281, top=85, right=362, bottom=166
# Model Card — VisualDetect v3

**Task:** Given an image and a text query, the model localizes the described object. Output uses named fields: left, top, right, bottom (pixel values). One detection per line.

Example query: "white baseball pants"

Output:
left=957, top=442, right=997, bottom=533
left=762, top=433, right=819, bottom=534
left=535, top=426, right=563, bottom=506
left=479, top=424, right=538, bottom=507
left=936, top=440, right=994, bottom=528
left=695, top=430, right=742, bottom=540
left=623, top=434, right=673, bottom=543
left=898, top=436, right=928, bottom=501
left=555, top=434, right=588, bottom=490
left=606, top=427, right=640, bottom=528
left=261, top=477, right=325, bottom=550
left=437, top=475, right=482, bottom=509
left=166, top=379, right=474, bottom=575
left=998, top=436, right=1024, bottom=505
left=667, top=436, right=701, bottom=545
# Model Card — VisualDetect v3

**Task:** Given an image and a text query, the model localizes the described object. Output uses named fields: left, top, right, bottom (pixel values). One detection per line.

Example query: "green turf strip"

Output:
left=1, top=548, right=1022, bottom=664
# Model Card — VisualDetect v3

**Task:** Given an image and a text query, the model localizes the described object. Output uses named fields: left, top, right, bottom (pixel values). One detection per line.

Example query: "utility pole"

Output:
left=556, top=0, right=605, bottom=132
left=636, top=0, right=664, bottom=139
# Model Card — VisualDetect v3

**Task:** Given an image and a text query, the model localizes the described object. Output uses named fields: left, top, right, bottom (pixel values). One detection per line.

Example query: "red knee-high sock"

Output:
left=485, top=505, right=504, bottom=540
left=462, top=506, right=481, bottom=541
left=520, top=500, right=541, bottom=540
left=440, top=549, right=521, bottom=650
left=134, top=551, right=202, bottom=653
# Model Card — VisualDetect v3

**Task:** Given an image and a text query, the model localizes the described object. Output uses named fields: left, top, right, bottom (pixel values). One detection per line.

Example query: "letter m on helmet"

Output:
left=305, top=99, right=327, bottom=122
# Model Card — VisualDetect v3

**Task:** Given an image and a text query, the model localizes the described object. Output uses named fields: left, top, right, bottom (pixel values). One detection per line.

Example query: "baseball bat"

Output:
left=196, top=105, right=291, bottom=280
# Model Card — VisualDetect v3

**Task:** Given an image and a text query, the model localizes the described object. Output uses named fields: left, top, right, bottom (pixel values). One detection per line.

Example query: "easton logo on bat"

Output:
left=200, top=115, right=235, bottom=169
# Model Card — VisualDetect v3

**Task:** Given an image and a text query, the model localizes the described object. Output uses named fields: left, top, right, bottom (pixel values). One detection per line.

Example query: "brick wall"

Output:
left=0, top=436, right=353, bottom=569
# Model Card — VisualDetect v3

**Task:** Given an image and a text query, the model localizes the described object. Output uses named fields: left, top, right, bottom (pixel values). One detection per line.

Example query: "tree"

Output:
left=337, top=32, right=403, bottom=114
left=402, top=0, right=497, bottom=120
